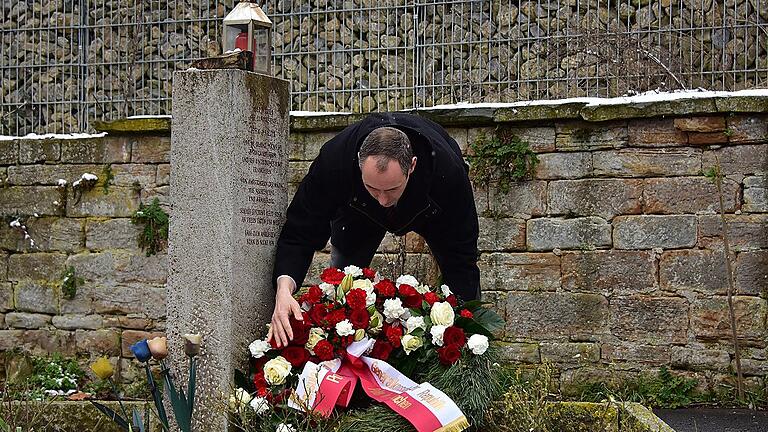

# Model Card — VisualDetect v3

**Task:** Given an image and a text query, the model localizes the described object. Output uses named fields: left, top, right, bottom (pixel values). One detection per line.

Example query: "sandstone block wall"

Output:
left=1, top=97, right=766, bottom=395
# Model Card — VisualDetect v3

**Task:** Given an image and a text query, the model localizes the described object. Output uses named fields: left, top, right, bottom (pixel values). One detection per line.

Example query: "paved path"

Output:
left=654, top=408, right=768, bottom=432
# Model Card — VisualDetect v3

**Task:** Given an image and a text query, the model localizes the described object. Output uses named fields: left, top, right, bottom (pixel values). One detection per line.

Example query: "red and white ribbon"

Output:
left=289, top=338, right=469, bottom=432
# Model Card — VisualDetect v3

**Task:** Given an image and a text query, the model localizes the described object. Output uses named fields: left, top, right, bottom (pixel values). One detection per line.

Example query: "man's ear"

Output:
left=409, top=156, right=417, bottom=175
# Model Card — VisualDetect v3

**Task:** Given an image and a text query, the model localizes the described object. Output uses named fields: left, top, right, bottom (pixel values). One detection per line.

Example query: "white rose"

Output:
left=305, top=328, right=326, bottom=354
left=344, top=265, right=363, bottom=277
left=415, top=284, right=431, bottom=294
left=430, top=325, right=446, bottom=346
left=401, top=334, right=423, bottom=355
left=430, top=302, right=455, bottom=327
left=467, top=334, right=489, bottom=355
left=263, top=356, right=291, bottom=385
left=405, top=316, right=425, bottom=334
left=228, top=387, right=251, bottom=411
left=319, top=282, right=335, bottom=298
left=335, top=319, right=355, bottom=336
left=440, top=284, right=452, bottom=297
left=249, top=396, right=270, bottom=415
left=248, top=339, right=271, bottom=359
left=276, top=423, right=297, bottom=432
left=396, top=274, right=419, bottom=288
left=353, top=278, right=374, bottom=293
left=383, top=298, right=406, bottom=322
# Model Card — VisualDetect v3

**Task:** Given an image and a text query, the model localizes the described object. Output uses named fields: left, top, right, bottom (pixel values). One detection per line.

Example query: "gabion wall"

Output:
left=1, top=0, right=767, bottom=134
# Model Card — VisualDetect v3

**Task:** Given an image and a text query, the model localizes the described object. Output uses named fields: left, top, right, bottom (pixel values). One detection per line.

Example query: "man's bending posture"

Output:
left=269, top=113, right=479, bottom=347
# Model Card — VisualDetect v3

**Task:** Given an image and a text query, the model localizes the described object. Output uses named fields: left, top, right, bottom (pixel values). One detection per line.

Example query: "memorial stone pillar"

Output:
left=167, top=69, right=289, bottom=431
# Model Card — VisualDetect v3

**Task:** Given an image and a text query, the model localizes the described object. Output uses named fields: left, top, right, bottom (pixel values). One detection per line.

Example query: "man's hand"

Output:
left=267, top=279, right=303, bottom=348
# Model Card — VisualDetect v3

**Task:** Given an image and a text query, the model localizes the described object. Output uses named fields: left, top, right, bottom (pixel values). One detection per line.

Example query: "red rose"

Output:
left=443, top=326, right=466, bottom=349
left=300, top=285, right=323, bottom=304
left=374, top=279, right=396, bottom=298
left=289, top=316, right=310, bottom=345
left=349, top=308, right=370, bottom=329
left=370, top=340, right=393, bottom=361
left=398, top=284, right=422, bottom=308
left=363, top=267, right=377, bottom=280
left=325, top=308, right=347, bottom=327
left=437, top=344, right=461, bottom=365
left=446, top=294, right=458, bottom=307
left=385, top=325, right=403, bottom=348
left=314, top=340, right=334, bottom=361
left=281, top=346, right=310, bottom=368
left=345, top=288, right=368, bottom=310
left=460, top=309, right=473, bottom=319
left=308, top=303, right=330, bottom=326
left=424, top=292, right=440, bottom=306
left=320, top=267, right=345, bottom=285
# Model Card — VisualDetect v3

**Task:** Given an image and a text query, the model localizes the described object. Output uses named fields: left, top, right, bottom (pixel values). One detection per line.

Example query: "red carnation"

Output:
left=424, top=292, right=440, bottom=306
left=460, top=309, right=473, bottom=319
left=385, top=325, right=403, bottom=348
left=349, top=308, right=370, bottom=329
left=289, top=316, right=310, bottom=345
left=437, top=344, right=461, bottom=365
left=374, top=279, right=396, bottom=298
left=309, top=303, right=330, bottom=326
left=363, top=267, right=377, bottom=280
left=253, top=371, right=267, bottom=389
left=398, top=284, right=422, bottom=308
left=300, top=285, right=323, bottom=304
left=325, top=308, right=347, bottom=327
left=443, top=326, right=466, bottom=349
left=370, top=340, right=393, bottom=361
left=281, top=346, right=310, bottom=368
left=345, top=288, right=368, bottom=310
left=320, top=267, right=345, bottom=285
left=314, top=340, right=334, bottom=361
left=446, top=294, right=458, bottom=307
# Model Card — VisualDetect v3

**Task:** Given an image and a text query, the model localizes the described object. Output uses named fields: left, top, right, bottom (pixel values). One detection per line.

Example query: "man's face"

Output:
left=360, top=156, right=417, bottom=208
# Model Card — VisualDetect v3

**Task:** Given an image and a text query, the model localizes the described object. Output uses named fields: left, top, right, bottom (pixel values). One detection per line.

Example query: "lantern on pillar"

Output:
left=222, top=1, right=272, bottom=74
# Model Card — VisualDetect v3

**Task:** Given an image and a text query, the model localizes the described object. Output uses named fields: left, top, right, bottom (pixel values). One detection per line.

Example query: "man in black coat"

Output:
left=268, top=113, right=480, bottom=347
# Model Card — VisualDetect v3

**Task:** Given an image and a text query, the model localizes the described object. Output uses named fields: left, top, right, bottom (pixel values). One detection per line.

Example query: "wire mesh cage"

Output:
left=1, top=0, right=767, bottom=134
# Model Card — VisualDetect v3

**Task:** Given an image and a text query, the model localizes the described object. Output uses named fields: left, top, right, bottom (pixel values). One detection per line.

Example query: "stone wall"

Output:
left=1, top=95, right=766, bottom=395
left=3, top=0, right=767, bottom=134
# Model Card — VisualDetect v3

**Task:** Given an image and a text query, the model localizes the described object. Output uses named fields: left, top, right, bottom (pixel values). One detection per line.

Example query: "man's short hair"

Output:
left=358, top=127, right=413, bottom=175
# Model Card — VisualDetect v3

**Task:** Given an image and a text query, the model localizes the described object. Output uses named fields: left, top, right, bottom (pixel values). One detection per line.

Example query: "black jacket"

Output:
left=273, top=113, right=480, bottom=300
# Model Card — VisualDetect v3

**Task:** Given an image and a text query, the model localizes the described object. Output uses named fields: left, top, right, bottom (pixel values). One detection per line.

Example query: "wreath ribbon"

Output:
left=288, top=338, right=469, bottom=432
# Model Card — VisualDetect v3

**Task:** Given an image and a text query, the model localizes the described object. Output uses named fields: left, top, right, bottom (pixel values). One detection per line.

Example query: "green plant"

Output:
left=101, top=164, right=115, bottom=194
left=575, top=367, right=698, bottom=409
left=21, top=354, right=84, bottom=399
left=60, top=266, right=83, bottom=300
left=467, top=131, right=539, bottom=194
left=131, top=198, right=169, bottom=256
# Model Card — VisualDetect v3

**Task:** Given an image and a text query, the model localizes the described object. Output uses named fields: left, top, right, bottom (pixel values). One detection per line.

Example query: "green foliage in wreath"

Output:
left=467, top=130, right=539, bottom=193
left=131, top=198, right=169, bottom=256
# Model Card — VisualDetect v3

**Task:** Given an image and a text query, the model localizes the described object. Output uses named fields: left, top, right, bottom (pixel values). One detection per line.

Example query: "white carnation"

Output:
left=276, top=423, right=297, bottom=432
left=249, top=396, right=270, bottom=415
left=467, top=334, right=489, bottom=355
left=248, top=339, right=271, bottom=359
left=319, top=282, right=335, bottom=298
left=335, top=319, right=355, bottom=336
left=440, top=284, right=452, bottom=297
left=344, top=265, right=363, bottom=277
left=430, top=325, right=446, bottom=346
left=396, top=274, right=419, bottom=288
left=383, top=298, right=406, bottom=322
left=405, top=316, right=425, bottom=334
left=366, top=291, right=377, bottom=307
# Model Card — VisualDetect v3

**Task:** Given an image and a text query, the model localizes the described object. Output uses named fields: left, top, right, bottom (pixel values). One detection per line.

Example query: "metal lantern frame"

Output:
left=222, top=2, right=273, bottom=74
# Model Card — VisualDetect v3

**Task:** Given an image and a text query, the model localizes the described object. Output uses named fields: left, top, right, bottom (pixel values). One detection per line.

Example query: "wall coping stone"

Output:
left=36, top=94, right=768, bottom=137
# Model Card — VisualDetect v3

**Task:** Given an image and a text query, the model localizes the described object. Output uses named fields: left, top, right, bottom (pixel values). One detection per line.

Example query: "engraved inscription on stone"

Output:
left=238, top=139, right=285, bottom=246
